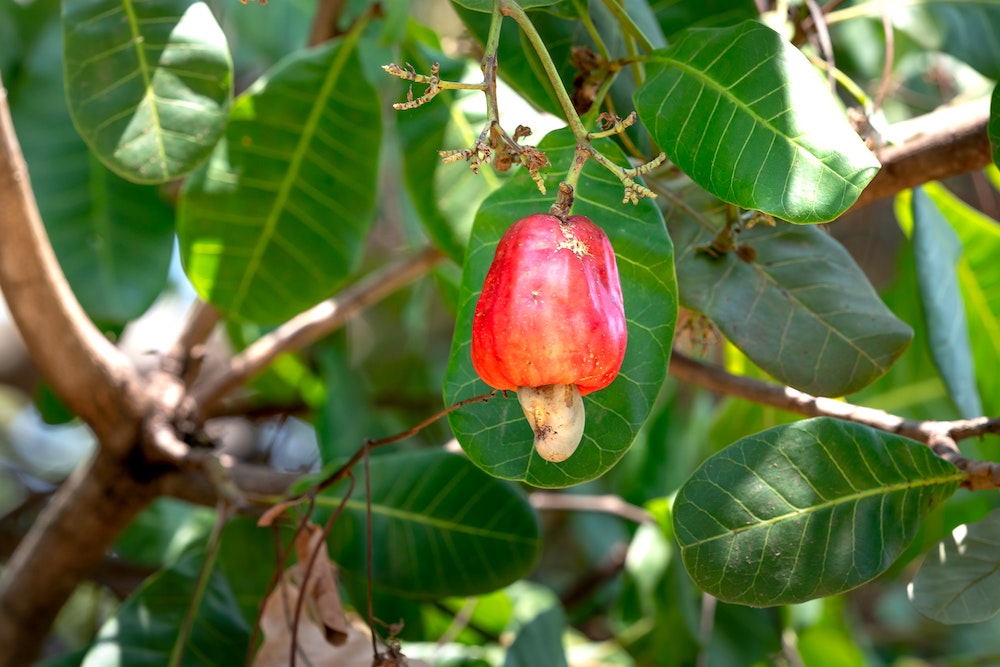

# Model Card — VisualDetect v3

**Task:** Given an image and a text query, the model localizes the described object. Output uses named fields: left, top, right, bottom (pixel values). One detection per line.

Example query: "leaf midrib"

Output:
left=680, top=470, right=963, bottom=549
left=227, top=41, right=355, bottom=315
left=314, top=497, right=537, bottom=545
left=121, top=0, right=167, bottom=175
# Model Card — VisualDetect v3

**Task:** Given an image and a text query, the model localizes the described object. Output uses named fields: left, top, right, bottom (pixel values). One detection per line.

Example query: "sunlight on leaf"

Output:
left=62, top=0, right=231, bottom=182
left=635, top=21, right=879, bottom=222
left=178, top=37, right=381, bottom=323
left=910, top=187, right=982, bottom=418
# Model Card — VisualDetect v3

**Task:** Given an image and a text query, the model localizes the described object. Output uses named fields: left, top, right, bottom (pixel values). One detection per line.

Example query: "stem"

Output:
left=192, top=246, right=444, bottom=414
left=600, top=0, right=655, bottom=53
left=499, top=0, right=590, bottom=141
left=169, top=504, right=230, bottom=667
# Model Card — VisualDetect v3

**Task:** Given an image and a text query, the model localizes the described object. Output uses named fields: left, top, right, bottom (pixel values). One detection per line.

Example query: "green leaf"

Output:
left=919, top=182, right=1000, bottom=417
left=178, top=36, right=381, bottom=323
left=11, top=22, right=176, bottom=327
left=654, top=0, right=758, bottom=38
left=320, top=450, right=540, bottom=598
left=81, top=548, right=249, bottom=667
left=673, top=417, right=963, bottom=606
left=909, top=509, right=1000, bottom=625
left=927, top=3, right=1000, bottom=79
left=115, top=498, right=216, bottom=567
left=443, top=128, right=676, bottom=488
left=667, top=187, right=912, bottom=396
left=503, top=605, right=569, bottom=667
left=635, top=21, right=880, bottom=223
left=910, top=187, right=982, bottom=418
left=992, top=83, right=1000, bottom=168
left=62, top=0, right=232, bottom=183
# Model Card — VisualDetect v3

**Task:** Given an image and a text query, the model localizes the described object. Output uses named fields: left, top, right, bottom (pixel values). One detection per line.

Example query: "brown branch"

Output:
left=191, top=246, right=445, bottom=415
left=850, top=100, right=992, bottom=212
left=529, top=492, right=652, bottom=524
left=308, top=0, right=348, bottom=46
left=161, top=300, right=219, bottom=386
left=668, top=351, right=1000, bottom=488
left=0, top=75, right=142, bottom=451
left=0, top=451, right=159, bottom=664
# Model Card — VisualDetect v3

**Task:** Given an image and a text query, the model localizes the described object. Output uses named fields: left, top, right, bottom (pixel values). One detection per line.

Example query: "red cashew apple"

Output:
left=471, top=213, right=628, bottom=462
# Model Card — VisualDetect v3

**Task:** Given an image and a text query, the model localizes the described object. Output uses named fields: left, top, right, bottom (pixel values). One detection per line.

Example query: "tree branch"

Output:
left=0, top=75, right=142, bottom=452
left=0, top=451, right=159, bottom=665
left=161, top=300, right=219, bottom=386
left=668, top=351, right=1000, bottom=488
left=850, top=99, right=992, bottom=212
left=192, top=246, right=445, bottom=415
left=529, top=492, right=652, bottom=524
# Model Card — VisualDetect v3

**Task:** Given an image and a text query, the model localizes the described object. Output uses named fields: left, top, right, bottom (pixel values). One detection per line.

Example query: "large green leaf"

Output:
left=666, top=187, right=912, bottom=396
left=909, top=509, right=1000, bottom=625
left=81, top=548, right=249, bottom=667
left=673, top=417, right=963, bottom=606
left=319, top=450, right=540, bottom=598
left=927, top=3, right=1000, bottom=79
left=920, top=182, right=1000, bottom=417
left=443, top=129, right=676, bottom=488
left=635, top=20, right=880, bottom=223
left=910, top=187, right=982, bottom=418
left=178, top=36, right=381, bottom=323
left=62, top=0, right=231, bottom=183
left=10, top=21, right=175, bottom=327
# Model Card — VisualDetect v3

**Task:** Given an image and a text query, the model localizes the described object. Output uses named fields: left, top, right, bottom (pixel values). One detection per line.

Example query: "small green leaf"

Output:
left=443, top=129, right=676, bottom=488
left=909, top=509, right=1000, bottom=625
left=919, top=182, right=1000, bottom=417
left=673, top=417, right=963, bottom=606
left=504, top=606, right=569, bottom=667
left=911, top=187, right=982, bottom=418
left=81, top=548, right=249, bottom=667
left=63, top=0, right=232, bottom=183
left=635, top=21, right=880, bottom=222
left=320, top=450, right=540, bottom=598
left=667, top=188, right=912, bottom=396
left=178, top=36, right=381, bottom=323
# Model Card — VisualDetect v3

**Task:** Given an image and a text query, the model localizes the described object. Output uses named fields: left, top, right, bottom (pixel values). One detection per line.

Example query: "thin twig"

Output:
left=529, top=492, right=652, bottom=524
left=192, top=246, right=445, bottom=414
left=873, top=3, right=895, bottom=113
left=668, top=351, right=1000, bottom=488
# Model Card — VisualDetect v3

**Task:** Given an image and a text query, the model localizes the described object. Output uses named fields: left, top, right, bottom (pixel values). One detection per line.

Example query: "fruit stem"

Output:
left=498, top=0, right=590, bottom=143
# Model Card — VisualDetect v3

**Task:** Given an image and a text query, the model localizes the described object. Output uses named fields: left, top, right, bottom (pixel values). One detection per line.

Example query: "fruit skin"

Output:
left=471, top=213, right=628, bottom=395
